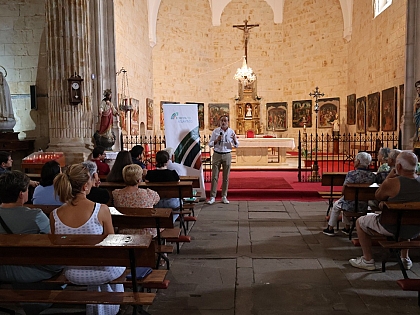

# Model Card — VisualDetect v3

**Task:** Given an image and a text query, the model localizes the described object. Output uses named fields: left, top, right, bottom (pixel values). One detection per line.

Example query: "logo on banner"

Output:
left=170, top=112, right=193, bottom=124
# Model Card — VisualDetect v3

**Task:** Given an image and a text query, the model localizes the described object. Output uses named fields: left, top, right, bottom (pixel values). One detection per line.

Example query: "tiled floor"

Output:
left=4, top=200, right=420, bottom=315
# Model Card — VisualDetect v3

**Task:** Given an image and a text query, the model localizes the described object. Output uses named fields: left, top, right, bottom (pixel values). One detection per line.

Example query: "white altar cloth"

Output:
left=238, top=138, right=295, bottom=149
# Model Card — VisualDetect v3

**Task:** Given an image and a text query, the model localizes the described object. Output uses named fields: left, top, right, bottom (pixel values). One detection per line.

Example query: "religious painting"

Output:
left=186, top=102, right=205, bottom=130
left=356, top=96, right=366, bottom=133
left=130, top=98, right=139, bottom=135
left=318, top=98, right=339, bottom=128
left=381, top=87, right=397, bottom=131
left=208, top=103, right=229, bottom=130
left=160, top=101, right=179, bottom=130
left=117, top=93, right=128, bottom=135
left=399, top=84, right=404, bottom=124
left=367, top=92, right=380, bottom=132
left=292, top=100, right=312, bottom=128
left=266, top=102, right=287, bottom=131
left=146, top=98, right=153, bottom=130
left=347, top=94, right=356, bottom=125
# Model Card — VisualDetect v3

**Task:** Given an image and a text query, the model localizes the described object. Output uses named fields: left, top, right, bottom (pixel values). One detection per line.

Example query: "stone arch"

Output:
left=148, top=0, right=353, bottom=45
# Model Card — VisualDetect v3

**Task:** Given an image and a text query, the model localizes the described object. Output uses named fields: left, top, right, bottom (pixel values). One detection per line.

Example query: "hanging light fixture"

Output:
left=234, top=56, right=256, bottom=85
left=117, top=67, right=132, bottom=112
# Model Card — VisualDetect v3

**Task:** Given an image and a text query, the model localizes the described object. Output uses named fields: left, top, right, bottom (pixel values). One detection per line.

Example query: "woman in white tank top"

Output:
left=51, top=163, right=125, bottom=315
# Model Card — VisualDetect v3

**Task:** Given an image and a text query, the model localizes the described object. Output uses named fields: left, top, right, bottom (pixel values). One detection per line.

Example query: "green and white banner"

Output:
left=163, top=103, right=206, bottom=199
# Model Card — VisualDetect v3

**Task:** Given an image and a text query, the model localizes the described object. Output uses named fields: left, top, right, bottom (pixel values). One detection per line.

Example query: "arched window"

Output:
left=374, top=0, right=392, bottom=18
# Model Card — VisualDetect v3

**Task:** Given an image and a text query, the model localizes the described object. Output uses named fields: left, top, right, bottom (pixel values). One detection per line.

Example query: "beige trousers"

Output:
left=210, top=152, right=232, bottom=198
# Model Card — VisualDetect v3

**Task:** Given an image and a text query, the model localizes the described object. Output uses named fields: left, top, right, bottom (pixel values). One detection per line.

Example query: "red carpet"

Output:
left=228, top=177, right=293, bottom=189
left=206, top=171, right=327, bottom=201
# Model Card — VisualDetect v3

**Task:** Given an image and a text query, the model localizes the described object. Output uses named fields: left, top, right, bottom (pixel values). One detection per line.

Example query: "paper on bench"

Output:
left=109, top=207, right=123, bottom=215
left=96, top=234, right=134, bottom=246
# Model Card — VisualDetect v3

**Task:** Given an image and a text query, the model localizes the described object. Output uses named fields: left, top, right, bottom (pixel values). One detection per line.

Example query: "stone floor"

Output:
left=4, top=200, right=420, bottom=314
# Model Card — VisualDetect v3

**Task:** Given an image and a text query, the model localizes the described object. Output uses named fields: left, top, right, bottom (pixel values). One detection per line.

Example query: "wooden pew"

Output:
left=319, top=172, right=347, bottom=215
left=378, top=201, right=420, bottom=279
left=342, top=183, right=379, bottom=240
left=0, top=234, right=156, bottom=310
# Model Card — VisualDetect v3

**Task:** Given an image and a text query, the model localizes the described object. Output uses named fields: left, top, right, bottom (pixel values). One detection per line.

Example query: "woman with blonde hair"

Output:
left=52, top=163, right=125, bottom=315
left=113, top=164, right=160, bottom=236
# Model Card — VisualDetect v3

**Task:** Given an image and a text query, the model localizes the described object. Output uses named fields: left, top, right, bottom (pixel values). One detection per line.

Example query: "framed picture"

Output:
left=146, top=98, right=153, bottom=130
left=318, top=98, right=339, bottom=128
left=160, top=101, right=179, bottom=130
left=208, top=103, right=229, bottom=130
left=187, top=102, right=205, bottom=130
left=356, top=96, right=366, bottom=133
left=381, top=87, right=397, bottom=131
left=266, top=102, right=287, bottom=131
left=399, top=84, right=404, bottom=123
left=130, top=98, right=139, bottom=135
left=366, top=92, right=380, bottom=132
left=347, top=94, right=356, bottom=125
left=117, top=93, right=128, bottom=135
left=292, top=100, right=312, bottom=128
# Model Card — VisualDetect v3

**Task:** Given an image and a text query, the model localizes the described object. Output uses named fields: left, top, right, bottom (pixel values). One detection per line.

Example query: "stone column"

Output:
left=45, top=0, right=117, bottom=164
left=402, top=0, right=420, bottom=149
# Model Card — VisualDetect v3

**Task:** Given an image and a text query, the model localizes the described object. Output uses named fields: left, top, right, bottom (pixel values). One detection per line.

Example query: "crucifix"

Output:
left=308, top=86, right=325, bottom=181
left=233, top=19, right=259, bottom=62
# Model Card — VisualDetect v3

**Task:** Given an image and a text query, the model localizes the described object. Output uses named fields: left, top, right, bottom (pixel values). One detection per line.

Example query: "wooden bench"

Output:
left=342, top=183, right=379, bottom=240
left=378, top=201, right=420, bottom=280
left=0, top=234, right=156, bottom=313
left=319, top=172, right=347, bottom=215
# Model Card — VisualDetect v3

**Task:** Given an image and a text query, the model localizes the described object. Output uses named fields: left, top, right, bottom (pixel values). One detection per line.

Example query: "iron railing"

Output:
left=121, top=131, right=400, bottom=183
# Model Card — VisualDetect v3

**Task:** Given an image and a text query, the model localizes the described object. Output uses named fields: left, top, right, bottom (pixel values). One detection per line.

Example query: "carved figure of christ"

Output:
left=233, top=19, right=259, bottom=62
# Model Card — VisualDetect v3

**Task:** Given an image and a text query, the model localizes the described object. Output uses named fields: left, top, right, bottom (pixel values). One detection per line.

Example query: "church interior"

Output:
left=2, top=1, right=420, bottom=314
left=0, top=0, right=419, bottom=166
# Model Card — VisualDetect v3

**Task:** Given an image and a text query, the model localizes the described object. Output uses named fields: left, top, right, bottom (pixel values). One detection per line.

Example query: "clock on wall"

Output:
left=68, top=74, right=83, bottom=105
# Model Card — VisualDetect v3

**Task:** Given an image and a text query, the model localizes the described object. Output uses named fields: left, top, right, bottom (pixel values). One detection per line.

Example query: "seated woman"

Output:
left=82, top=160, right=110, bottom=204
left=112, top=164, right=160, bottom=236
left=52, top=164, right=125, bottom=315
left=375, top=149, right=401, bottom=184
left=323, top=152, right=376, bottom=236
left=32, top=160, right=63, bottom=205
left=106, top=150, right=133, bottom=182
left=145, top=150, right=180, bottom=210
left=377, top=147, right=391, bottom=173
left=0, top=171, right=62, bottom=315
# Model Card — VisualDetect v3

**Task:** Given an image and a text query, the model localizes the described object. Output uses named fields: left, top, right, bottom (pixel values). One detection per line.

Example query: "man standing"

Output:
left=207, top=115, right=239, bottom=205
left=91, top=146, right=110, bottom=175
left=349, top=151, right=420, bottom=271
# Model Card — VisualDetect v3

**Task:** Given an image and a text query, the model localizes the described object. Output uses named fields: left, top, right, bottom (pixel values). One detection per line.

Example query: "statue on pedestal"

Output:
left=93, top=89, right=119, bottom=150
left=0, top=71, right=16, bottom=131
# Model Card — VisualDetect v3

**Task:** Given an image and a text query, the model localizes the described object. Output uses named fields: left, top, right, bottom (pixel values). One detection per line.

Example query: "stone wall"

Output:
left=152, top=0, right=213, bottom=135
left=0, top=0, right=48, bottom=148
left=114, top=0, right=154, bottom=135
left=348, top=0, right=407, bottom=134
left=151, top=0, right=407, bottom=140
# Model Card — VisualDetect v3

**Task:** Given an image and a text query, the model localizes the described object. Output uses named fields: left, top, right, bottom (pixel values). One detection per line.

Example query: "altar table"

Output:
left=235, top=138, right=296, bottom=166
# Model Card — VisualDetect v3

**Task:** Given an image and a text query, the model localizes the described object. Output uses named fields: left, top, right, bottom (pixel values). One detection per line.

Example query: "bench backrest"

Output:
left=381, top=202, right=420, bottom=227
left=343, top=184, right=378, bottom=201
left=0, top=234, right=156, bottom=267
left=321, top=173, right=347, bottom=187
left=26, top=204, right=57, bottom=215
left=112, top=207, right=175, bottom=229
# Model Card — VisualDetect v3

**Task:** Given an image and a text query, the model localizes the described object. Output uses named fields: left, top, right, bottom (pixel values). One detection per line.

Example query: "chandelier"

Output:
left=234, top=56, right=256, bottom=85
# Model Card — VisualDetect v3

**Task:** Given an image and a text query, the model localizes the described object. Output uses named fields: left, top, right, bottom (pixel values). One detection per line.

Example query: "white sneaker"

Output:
left=349, top=256, right=376, bottom=271
left=207, top=197, right=215, bottom=205
left=401, top=257, right=413, bottom=270
left=222, top=197, right=229, bottom=204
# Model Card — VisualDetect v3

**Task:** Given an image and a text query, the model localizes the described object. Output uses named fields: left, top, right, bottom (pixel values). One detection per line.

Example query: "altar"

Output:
left=235, top=137, right=296, bottom=166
